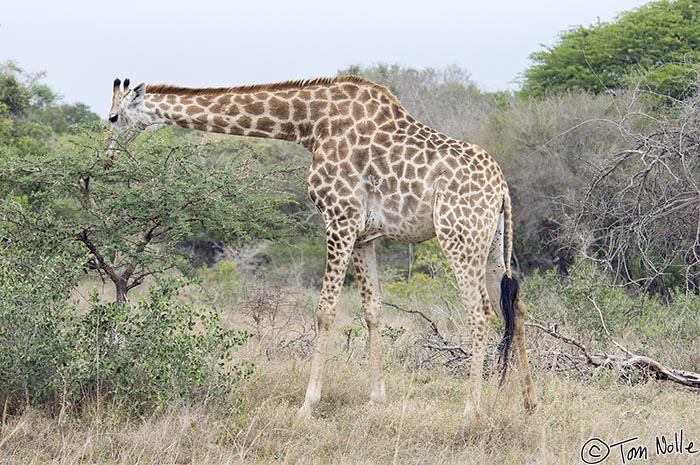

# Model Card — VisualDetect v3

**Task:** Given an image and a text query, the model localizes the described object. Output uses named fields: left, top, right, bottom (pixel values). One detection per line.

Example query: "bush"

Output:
left=522, top=258, right=700, bottom=370
left=0, top=246, right=80, bottom=413
left=482, top=91, right=631, bottom=273
left=0, top=248, right=251, bottom=417
left=522, top=260, right=631, bottom=344
left=572, top=87, right=700, bottom=293
left=66, top=276, right=252, bottom=417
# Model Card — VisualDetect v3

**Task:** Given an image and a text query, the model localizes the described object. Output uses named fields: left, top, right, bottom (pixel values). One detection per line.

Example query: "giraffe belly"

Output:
left=384, top=221, right=436, bottom=243
left=360, top=197, right=436, bottom=244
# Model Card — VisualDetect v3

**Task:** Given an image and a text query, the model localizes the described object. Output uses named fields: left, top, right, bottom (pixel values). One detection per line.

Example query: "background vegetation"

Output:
left=521, top=0, right=700, bottom=103
left=2, top=1, right=700, bottom=463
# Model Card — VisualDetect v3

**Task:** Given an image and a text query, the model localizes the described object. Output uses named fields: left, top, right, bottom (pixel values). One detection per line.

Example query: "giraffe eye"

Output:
left=109, top=114, right=119, bottom=124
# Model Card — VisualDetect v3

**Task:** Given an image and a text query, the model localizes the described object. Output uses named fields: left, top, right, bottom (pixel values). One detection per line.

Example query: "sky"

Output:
left=2, top=0, right=650, bottom=115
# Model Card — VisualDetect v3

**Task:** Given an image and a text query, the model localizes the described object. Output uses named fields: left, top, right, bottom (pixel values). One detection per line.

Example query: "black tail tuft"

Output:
left=498, top=274, right=519, bottom=385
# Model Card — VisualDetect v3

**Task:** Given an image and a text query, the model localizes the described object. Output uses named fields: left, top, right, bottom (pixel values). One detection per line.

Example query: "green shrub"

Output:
left=66, top=276, right=252, bottom=417
left=385, top=238, right=458, bottom=306
left=0, top=248, right=251, bottom=417
left=0, top=246, right=80, bottom=413
left=522, top=259, right=700, bottom=369
left=381, top=325, right=407, bottom=344
left=629, top=289, right=700, bottom=370
left=385, top=272, right=458, bottom=307
left=522, top=261, right=637, bottom=351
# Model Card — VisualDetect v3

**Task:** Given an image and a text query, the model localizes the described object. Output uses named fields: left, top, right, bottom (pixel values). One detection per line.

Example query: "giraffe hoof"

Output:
left=298, top=398, right=318, bottom=418
left=463, top=403, right=474, bottom=417
left=524, top=397, right=538, bottom=413
left=297, top=404, right=313, bottom=418
left=370, top=389, right=386, bottom=404
left=463, top=400, right=482, bottom=417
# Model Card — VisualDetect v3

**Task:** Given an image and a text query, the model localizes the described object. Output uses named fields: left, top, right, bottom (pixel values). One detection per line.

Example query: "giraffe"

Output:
left=106, top=75, right=537, bottom=415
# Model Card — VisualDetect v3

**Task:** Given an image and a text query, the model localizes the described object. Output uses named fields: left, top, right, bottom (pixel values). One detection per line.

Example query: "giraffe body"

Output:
left=107, top=76, right=537, bottom=414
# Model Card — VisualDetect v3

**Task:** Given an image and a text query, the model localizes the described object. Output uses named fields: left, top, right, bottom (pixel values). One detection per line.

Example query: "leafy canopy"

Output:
left=0, top=126, right=295, bottom=302
left=521, top=0, right=700, bottom=101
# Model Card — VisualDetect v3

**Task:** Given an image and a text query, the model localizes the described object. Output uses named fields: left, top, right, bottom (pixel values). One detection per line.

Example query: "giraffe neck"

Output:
left=140, top=85, right=310, bottom=147
left=134, top=77, right=399, bottom=151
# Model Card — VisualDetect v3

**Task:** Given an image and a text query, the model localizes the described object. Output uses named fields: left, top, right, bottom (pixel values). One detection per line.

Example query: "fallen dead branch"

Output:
left=385, top=300, right=700, bottom=388
left=384, top=301, right=469, bottom=357
left=525, top=320, right=700, bottom=388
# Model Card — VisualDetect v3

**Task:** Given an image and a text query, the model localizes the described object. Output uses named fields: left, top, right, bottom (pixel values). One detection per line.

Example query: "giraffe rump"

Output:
left=498, top=274, right=519, bottom=384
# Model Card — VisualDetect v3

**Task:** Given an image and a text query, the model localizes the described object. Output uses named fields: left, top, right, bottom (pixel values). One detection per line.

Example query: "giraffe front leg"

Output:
left=352, top=241, right=386, bottom=404
left=299, top=223, right=356, bottom=417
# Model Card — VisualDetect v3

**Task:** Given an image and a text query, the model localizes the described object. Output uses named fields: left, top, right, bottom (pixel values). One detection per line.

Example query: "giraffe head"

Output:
left=107, top=78, right=150, bottom=129
left=105, top=78, right=152, bottom=160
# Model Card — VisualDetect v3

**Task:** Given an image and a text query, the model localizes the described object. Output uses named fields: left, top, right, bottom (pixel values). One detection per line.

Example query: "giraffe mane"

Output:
left=145, top=76, right=402, bottom=106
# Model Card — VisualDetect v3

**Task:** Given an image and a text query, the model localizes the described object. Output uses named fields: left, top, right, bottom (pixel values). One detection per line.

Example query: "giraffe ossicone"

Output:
left=107, top=75, right=537, bottom=414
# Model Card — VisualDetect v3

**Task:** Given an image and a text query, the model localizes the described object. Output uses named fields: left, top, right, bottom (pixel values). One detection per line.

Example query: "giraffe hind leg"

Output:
left=485, top=206, right=537, bottom=409
left=460, top=266, right=492, bottom=415
left=433, top=218, right=493, bottom=413
left=514, top=297, right=537, bottom=410
left=485, top=209, right=507, bottom=376
left=352, top=241, right=386, bottom=404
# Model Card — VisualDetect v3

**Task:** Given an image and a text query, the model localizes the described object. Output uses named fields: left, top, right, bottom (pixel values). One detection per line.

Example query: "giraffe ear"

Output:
left=127, top=83, right=146, bottom=107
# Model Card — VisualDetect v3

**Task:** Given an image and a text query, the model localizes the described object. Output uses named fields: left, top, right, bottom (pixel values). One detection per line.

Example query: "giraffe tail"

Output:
left=498, top=189, right=517, bottom=384
left=503, top=190, right=514, bottom=279
left=498, top=274, right=518, bottom=384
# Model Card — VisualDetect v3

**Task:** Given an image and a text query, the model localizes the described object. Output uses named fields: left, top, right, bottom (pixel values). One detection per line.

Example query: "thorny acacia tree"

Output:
left=1, top=126, right=292, bottom=303
left=574, top=87, right=700, bottom=292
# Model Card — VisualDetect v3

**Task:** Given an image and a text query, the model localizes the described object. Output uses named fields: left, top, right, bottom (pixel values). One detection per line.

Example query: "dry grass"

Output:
left=3, top=334, right=700, bottom=465
left=5, top=282, right=700, bottom=464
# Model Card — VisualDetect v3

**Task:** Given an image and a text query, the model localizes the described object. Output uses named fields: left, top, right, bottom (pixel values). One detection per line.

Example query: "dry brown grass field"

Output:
left=5, top=360, right=699, bottom=464
left=2, top=280, right=700, bottom=465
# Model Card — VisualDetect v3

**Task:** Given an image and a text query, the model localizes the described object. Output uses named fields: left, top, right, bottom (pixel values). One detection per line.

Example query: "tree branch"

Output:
left=77, top=229, right=119, bottom=284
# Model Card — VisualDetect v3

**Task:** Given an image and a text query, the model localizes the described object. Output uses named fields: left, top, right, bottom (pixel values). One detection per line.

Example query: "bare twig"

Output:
left=573, top=92, right=700, bottom=292
left=384, top=301, right=471, bottom=369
